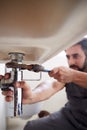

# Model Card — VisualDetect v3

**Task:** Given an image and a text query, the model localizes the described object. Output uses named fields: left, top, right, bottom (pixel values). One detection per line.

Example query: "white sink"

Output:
left=0, top=0, right=87, bottom=64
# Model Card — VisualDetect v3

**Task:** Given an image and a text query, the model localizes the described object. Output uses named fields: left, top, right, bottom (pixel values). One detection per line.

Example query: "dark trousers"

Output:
left=24, top=108, right=77, bottom=130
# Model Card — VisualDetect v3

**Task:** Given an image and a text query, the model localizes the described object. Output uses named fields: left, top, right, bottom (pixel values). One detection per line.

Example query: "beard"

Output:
left=70, top=59, right=87, bottom=72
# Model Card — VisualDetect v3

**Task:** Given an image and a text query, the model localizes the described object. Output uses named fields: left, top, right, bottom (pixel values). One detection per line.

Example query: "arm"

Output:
left=49, top=66, right=87, bottom=88
left=71, top=70, right=87, bottom=88
left=2, top=80, right=65, bottom=104
left=27, top=80, right=64, bottom=104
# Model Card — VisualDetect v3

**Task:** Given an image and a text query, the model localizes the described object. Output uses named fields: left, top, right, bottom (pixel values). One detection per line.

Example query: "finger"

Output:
left=54, top=75, right=65, bottom=83
left=52, top=72, right=61, bottom=80
left=2, top=90, right=13, bottom=96
left=14, top=81, right=30, bottom=91
left=4, top=73, right=11, bottom=79
left=5, top=96, right=13, bottom=102
left=0, top=75, right=4, bottom=80
left=48, top=68, right=59, bottom=77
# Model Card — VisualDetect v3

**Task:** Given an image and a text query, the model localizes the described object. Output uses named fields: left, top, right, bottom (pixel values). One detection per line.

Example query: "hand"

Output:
left=48, top=66, right=74, bottom=83
left=14, top=81, right=33, bottom=104
left=0, top=73, right=33, bottom=104
left=0, top=73, right=12, bottom=101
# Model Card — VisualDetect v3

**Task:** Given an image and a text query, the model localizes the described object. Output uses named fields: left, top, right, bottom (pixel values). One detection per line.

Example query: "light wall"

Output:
left=0, top=90, right=7, bottom=130
left=0, top=64, right=6, bottom=130
left=42, top=51, right=68, bottom=112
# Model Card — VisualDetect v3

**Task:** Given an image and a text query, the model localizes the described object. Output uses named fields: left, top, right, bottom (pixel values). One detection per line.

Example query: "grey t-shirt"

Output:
left=64, top=83, right=87, bottom=129
left=66, top=83, right=87, bottom=109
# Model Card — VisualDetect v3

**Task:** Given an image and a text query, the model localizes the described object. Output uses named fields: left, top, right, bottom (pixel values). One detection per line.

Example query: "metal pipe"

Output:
left=0, top=52, right=24, bottom=117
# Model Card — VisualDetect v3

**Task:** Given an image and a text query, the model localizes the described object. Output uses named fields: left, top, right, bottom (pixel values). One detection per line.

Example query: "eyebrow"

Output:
left=66, top=53, right=79, bottom=57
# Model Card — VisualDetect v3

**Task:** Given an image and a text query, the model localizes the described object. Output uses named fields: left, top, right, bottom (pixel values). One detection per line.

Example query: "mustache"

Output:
left=70, top=65, right=79, bottom=69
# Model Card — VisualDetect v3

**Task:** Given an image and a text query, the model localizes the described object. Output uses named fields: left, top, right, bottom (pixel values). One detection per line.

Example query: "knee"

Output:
left=24, top=121, right=33, bottom=130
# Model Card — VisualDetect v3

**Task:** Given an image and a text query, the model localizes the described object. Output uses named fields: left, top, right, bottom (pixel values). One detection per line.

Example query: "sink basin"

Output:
left=0, top=0, right=87, bottom=64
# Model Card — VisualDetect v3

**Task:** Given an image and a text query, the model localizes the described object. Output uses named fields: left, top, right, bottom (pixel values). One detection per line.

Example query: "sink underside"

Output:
left=0, top=0, right=87, bottom=64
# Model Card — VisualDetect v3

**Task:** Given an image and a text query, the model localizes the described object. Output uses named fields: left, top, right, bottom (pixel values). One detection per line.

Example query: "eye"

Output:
left=73, top=54, right=79, bottom=59
left=66, top=55, right=70, bottom=60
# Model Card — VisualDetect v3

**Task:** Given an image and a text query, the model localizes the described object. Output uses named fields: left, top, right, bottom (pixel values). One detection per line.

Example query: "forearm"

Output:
left=27, top=80, right=64, bottom=104
left=72, top=70, right=87, bottom=88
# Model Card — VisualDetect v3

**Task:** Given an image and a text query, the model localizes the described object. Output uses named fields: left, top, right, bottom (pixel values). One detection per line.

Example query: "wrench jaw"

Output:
left=0, top=52, right=24, bottom=118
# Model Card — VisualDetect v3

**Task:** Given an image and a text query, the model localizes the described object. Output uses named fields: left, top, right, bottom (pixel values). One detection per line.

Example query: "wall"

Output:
left=0, top=64, right=7, bottom=130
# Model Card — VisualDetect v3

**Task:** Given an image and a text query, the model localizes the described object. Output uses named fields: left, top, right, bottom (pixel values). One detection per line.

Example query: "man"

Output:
left=1, top=38, right=87, bottom=130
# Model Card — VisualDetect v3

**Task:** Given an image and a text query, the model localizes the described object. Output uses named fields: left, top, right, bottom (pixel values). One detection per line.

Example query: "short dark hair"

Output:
left=76, top=38, right=87, bottom=56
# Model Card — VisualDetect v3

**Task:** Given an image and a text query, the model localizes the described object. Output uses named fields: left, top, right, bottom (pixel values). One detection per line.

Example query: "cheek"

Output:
left=82, top=56, right=86, bottom=63
left=78, top=57, right=86, bottom=66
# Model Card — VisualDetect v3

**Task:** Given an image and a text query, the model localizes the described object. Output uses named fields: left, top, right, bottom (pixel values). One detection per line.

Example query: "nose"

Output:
left=68, top=57, right=76, bottom=65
